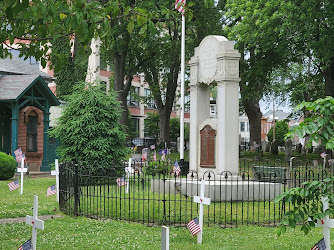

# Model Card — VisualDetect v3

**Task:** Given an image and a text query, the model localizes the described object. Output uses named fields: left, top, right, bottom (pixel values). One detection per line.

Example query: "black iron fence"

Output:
left=59, top=159, right=334, bottom=227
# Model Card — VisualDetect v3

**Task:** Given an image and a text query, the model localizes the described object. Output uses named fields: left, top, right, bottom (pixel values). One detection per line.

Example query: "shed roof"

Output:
left=0, top=57, right=53, bottom=81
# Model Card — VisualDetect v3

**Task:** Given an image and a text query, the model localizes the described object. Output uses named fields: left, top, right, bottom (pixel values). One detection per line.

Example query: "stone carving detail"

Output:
left=198, top=38, right=219, bottom=84
left=190, top=66, right=197, bottom=83
left=226, top=61, right=238, bottom=76
left=217, top=61, right=224, bottom=76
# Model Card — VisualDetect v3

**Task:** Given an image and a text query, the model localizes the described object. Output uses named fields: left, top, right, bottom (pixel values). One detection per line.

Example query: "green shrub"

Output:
left=0, top=152, right=17, bottom=180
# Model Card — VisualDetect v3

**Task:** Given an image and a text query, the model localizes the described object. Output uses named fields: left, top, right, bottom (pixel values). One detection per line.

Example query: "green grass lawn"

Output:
left=1, top=176, right=333, bottom=249
left=0, top=215, right=333, bottom=249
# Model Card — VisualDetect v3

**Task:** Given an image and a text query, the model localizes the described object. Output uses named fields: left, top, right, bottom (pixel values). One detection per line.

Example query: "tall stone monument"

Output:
left=189, top=35, right=241, bottom=177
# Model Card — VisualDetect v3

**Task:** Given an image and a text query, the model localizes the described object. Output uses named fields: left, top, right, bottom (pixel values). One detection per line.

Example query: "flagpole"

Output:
left=180, top=13, right=185, bottom=161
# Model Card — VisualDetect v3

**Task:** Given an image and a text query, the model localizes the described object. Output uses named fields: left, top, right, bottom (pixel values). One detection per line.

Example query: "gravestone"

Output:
left=301, top=147, right=306, bottom=156
left=265, top=141, right=271, bottom=152
left=261, top=141, right=267, bottom=154
left=254, top=143, right=262, bottom=160
left=323, top=154, right=330, bottom=168
left=284, top=139, right=292, bottom=162
left=142, top=148, right=150, bottom=161
left=189, top=35, right=241, bottom=177
left=314, top=146, right=321, bottom=155
left=295, top=143, right=302, bottom=154
left=270, top=140, right=278, bottom=155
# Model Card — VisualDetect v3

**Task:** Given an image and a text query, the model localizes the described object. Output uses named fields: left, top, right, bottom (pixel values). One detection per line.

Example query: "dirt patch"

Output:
left=0, top=214, right=63, bottom=224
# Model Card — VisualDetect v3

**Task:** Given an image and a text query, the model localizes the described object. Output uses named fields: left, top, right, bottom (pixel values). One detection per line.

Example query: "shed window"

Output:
left=27, top=115, right=38, bottom=152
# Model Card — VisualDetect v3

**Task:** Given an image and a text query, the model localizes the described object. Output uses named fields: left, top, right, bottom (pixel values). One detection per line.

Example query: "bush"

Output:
left=0, top=152, right=17, bottom=180
left=50, top=82, right=129, bottom=167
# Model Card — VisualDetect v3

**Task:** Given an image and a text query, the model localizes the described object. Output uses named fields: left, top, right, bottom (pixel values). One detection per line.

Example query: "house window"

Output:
left=240, top=122, right=245, bottom=132
left=127, top=87, right=139, bottom=107
left=144, top=88, right=156, bottom=109
left=27, top=115, right=38, bottom=152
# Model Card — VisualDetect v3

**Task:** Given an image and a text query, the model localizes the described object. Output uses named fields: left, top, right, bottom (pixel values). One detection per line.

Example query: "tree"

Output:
left=49, top=83, right=129, bottom=165
left=138, top=0, right=223, bottom=144
left=286, top=97, right=334, bottom=150
left=225, top=0, right=292, bottom=145
left=267, top=120, right=289, bottom=146
left=225, top=0, right=333, bottom=144
left=50, top=36, right=89, bottom=99
left=0, top=0, right=153, bottom=132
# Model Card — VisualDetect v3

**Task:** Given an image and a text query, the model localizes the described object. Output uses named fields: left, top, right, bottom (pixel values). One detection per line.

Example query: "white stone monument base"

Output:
left=151, top=179, right=282, bottom=202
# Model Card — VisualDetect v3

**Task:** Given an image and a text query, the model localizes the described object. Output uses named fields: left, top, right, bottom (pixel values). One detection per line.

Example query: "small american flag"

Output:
left=153, top=152, right=157, bottom=161
left=175, top=0, right=186, bottom=15
left=311, top=238, right=326, bottom=250
left=8, top=179, right=19, bottom=191
left=14, top=148, right=24, bottom=164
left=142, top=152, right=147, bottom=161
left=187, top=217, right=201, bottom=237
left=17, top=239, right=31, bottom=250
left=173, top=161, right=181, bottom=177
left=47, top=185, right=56, bottom=196
left=150, top=144, right=155, bottom=150
left=117, top=177, right=127, bottom=187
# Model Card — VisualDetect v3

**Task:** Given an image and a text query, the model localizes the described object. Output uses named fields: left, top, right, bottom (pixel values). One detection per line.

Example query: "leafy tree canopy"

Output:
left=286, top=97, right=334, bottom=150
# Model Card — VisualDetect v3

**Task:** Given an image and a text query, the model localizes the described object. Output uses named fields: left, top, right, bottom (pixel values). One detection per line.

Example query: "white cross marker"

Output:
left=26, top=195, right=44, bottom=250
left=193, top=179, right=211, bottom=244
left=315, top=197, right=334, bottom=250
left=161, top=226, right=169, bottom=250
left=17, top=157, right=27, bottom=195
left=125, top=158, right=133, bottom=194
left=51, top=159, right=60, bottom=202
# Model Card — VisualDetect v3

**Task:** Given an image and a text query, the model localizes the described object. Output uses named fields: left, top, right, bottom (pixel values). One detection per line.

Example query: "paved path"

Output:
left=0, top=215, right=63, bottom=224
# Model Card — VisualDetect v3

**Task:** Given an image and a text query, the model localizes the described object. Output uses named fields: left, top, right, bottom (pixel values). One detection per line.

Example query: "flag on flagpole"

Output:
left=17, top=239, right=31, bottom=250
left=8, top=179, right=19, bottom=191
left=47, top=185, right=56, bottom=196
left=117, top=177, right=127, bottom=187
left=161, top=151, right=166, bottom=161
left=311, top=238, right=326, bottom=250
left=153, top=152, right=157, bottom=161
left=175, top=0, right=186, bottom=15
left=173, top=161, right=181, bottom=177
left=150, top=144, right=156, bottom=150
left=187, top=217, right=201, bottom=237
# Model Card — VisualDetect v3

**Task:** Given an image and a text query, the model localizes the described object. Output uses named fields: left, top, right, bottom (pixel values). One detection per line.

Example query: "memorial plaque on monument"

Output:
left=200, top=125, right=215, bottom=168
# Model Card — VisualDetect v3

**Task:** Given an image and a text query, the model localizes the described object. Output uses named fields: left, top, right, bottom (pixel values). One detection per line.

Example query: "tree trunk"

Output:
left=159, top=109, right=171, bottom=145
left=324, top=57, right=334, bottom=97
left=113, top=53, right=129, bottom=128
left=243, top=99, right=262, bottom=145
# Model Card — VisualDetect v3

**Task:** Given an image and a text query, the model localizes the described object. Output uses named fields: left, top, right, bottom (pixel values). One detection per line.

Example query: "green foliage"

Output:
left=0, top=152, right=16, bottom=180
left=144, top=161, right=172, bottom=175
left=50, top=36, right=89, bottom=99
left=50, top=83, right=129, bottom=166
left=286, top=97, right=334, bottom=149
left=144, top=113, right=160, bottom=139
left=275, top=178, right=334, bottom=236
left=267, top=120, right=289, bottom=146
left=144, top=113, right=189, bottom=142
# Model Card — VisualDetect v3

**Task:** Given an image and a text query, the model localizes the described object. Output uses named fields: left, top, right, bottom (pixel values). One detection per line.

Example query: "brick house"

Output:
left=0, top=57, right=59, bottom=171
